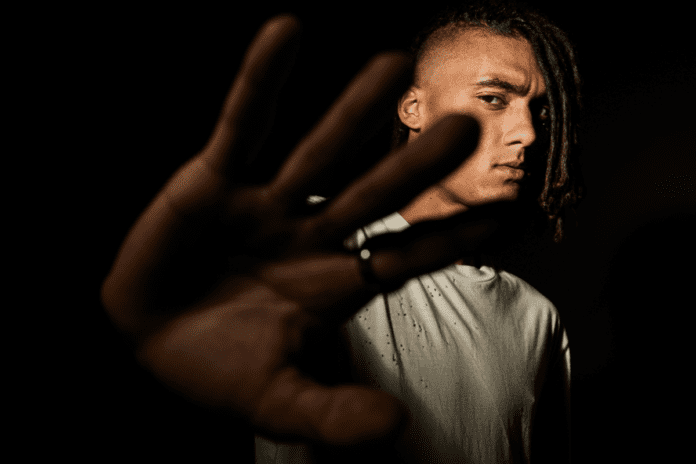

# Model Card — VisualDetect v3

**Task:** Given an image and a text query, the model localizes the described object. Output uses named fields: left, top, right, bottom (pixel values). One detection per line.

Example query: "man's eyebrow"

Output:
left=473, top=77, right=533, bottom=97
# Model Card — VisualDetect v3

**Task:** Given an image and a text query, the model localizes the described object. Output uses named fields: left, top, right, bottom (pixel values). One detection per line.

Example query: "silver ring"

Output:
left=357, top=248, right=381, bottom=289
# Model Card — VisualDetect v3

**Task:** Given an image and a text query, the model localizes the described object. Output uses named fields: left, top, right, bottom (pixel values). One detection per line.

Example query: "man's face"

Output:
left=400, top=28, right=550, bottom=210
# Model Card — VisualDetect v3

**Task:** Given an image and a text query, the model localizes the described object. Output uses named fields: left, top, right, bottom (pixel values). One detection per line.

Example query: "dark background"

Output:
left=31, top=0, right=694, bottom=462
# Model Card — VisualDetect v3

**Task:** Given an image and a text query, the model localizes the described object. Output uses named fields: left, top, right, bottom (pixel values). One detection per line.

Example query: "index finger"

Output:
left=307, top=114, right=481, bottom=248
left=201, top=15, right=302, bottom=178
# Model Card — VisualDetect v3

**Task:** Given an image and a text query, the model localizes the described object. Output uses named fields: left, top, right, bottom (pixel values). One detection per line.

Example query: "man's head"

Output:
left=393, top=0, right=586, bottom=244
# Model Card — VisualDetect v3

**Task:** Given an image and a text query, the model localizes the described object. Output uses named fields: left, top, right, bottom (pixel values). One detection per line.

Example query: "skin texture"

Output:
left=398, top=28, right=549, bottom=225
left=100, top=14, right=518, bottom=452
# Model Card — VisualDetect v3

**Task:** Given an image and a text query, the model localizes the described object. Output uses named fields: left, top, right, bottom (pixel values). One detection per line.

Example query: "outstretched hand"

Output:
left=101, top=14, right=507, bottom=449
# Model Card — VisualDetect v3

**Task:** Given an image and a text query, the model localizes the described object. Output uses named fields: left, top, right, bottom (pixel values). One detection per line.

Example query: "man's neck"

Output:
left=398, top=186, right=483, bottom=268
left=398, top=186, right=468, bottom=224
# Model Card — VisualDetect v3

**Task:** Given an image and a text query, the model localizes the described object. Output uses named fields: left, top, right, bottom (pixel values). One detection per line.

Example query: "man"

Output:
left=101, top=1, right=583, bottom=463
left=255, top=1, right=583, bottom=462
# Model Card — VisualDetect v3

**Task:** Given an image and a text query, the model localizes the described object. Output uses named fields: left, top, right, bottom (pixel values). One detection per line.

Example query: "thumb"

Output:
left=253, top=368, right=409, bottom=447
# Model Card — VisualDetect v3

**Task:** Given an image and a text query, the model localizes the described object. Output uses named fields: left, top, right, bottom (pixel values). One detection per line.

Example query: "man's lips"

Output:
left=499, top=162, right=526, bottom=169
left=497, top=164, right=526, bottom=180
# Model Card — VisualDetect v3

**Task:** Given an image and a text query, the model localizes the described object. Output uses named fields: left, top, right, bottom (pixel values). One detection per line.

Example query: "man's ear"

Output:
left=398, top=87, right=423, bottom=131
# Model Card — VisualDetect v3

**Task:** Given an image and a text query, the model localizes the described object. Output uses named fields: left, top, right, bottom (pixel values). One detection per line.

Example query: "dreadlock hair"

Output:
left=391, top=0, right=586, bottom=244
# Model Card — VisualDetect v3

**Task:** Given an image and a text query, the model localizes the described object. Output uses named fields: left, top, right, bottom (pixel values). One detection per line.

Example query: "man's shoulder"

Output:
left=498, top=270, right=562, bottom=324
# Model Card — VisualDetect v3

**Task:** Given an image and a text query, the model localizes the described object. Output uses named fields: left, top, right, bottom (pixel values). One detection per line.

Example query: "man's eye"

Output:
left=540, top=106, right=550, bottom=120
left=479, top=95, right=506, bottom=106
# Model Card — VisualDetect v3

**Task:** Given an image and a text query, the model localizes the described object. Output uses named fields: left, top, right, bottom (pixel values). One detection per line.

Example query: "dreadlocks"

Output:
left=392, top=0, right=586, bottom=244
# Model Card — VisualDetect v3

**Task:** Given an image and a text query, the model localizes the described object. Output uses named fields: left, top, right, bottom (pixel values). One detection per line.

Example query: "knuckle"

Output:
left=332, top=98, right=363, bottom=130
left=368, top=52, right=409, bottom=75
left=165, top=160, right=224, bottom=216
left=350, top=184, right=379, bottom=207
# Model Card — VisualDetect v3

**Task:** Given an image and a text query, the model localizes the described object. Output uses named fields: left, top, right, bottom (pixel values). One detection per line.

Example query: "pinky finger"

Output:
left=357, top=202, right=521, bottom=293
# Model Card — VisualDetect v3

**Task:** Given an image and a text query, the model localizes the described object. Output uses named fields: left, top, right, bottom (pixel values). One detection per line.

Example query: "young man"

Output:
left=256, top=1, right=583, bottom=462
left=101, top=1, right=584, bottom=463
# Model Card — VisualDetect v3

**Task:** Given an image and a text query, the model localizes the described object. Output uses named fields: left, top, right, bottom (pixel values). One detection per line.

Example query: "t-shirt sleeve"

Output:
left=530, top=317, right=571, bottom=464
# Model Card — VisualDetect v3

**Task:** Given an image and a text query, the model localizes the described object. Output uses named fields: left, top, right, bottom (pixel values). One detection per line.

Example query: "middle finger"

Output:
left=269, top=53, right=412, bottom=204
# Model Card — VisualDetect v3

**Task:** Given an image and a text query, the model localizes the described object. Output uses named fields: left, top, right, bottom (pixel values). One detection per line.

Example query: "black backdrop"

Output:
left=31, top=1, right=695, bottom=462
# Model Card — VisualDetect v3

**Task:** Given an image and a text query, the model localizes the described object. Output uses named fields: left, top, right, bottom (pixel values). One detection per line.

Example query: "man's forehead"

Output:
left=418, top=28, right=547, bottom=97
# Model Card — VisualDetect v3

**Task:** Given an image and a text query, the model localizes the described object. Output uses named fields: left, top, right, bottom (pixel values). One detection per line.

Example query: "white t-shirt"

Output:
left=256, top=212, right=571, bottom=463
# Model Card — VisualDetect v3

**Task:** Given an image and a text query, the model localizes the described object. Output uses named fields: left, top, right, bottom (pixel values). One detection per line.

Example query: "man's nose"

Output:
left=504, top=106, right=538, bottom=149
